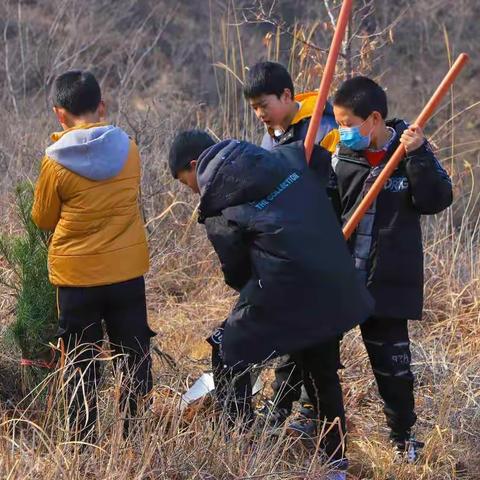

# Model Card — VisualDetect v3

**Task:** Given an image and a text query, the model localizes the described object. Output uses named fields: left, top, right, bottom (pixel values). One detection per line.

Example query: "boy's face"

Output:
left=248, top=89, right=294, bottom=130
left=333, top=105, right=384, bottom=149
left=177, top=161, right=199, bottom=194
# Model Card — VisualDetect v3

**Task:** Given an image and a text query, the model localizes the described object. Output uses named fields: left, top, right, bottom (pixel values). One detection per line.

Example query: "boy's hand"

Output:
left=400, top=124, right=425, bottom=154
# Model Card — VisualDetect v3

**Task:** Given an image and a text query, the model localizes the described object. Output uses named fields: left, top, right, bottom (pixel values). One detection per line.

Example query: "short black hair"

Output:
left=243, top=61, right=294, bottom=100
left=169, top=130, right=215, bottom=178
left=333, top=76, right=388, bottom=119
left=53, top=70, right=101, bottom=116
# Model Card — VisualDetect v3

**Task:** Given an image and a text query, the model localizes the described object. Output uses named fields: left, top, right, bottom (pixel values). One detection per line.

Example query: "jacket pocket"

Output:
left=241, top=277, right=293, bottom=307
left=370, top=227, right=423, bottom=288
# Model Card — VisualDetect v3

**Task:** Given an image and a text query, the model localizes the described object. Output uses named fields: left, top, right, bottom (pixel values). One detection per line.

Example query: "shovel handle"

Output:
left=304, top=0, right=353, bottom=164
left=342, top=53, right=469, bottom=240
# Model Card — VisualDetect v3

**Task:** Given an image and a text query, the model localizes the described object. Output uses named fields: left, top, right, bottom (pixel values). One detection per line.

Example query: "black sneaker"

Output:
left=299, top=402, right=316, bottom=419
left=256, top=402, right=290, bottom=434
left=287, top=407, right=318, bottom=439
left=306, top=456, right=348, bottom=480
left=393, top=435, right=424, bottom=463
left=325, top=459, right=349, bottom=480
left=288, top=417, right=317, bottom=439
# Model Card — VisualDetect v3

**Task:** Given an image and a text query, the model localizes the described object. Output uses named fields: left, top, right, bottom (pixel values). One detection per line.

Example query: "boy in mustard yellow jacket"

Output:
left=32, top=70, right=153, bottom=440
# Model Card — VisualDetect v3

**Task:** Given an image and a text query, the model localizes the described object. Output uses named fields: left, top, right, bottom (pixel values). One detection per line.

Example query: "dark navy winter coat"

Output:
left=196, top=139, right=374, bottom=366
left=331, top=119, right=453, bottom=319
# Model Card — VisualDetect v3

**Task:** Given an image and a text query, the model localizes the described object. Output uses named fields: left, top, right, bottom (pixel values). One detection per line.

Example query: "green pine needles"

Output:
left=0, top=183, right=57, bottom=370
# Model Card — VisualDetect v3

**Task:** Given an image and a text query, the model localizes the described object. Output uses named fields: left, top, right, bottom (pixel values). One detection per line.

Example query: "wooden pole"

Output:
left=342, top=53, right=469, bottom=240
left=304, top=0, right=353, bottom=164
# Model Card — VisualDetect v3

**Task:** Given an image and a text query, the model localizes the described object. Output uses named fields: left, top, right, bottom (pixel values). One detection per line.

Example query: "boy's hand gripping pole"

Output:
left=304, top=0, right=353, bottom=164
left=342, top=53, right=469, bottom=240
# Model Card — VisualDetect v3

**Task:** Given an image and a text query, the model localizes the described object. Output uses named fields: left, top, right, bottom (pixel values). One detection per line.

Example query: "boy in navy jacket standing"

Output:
left=330, top=76, right=452, bottom=462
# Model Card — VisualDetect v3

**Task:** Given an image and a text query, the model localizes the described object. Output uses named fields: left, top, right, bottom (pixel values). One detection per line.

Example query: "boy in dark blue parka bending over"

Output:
left=168, top=130, right=373, bottom=473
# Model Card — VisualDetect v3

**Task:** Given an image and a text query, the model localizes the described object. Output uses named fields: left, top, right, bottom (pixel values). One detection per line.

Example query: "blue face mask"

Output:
left=339, top=118, right=372, bottom=151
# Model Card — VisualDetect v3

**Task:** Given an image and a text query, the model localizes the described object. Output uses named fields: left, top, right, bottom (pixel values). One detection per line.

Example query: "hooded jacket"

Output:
left=260, top=92, right=339, bottom=153
left=32, top=122, right=149, bottom=287
left=196, top=139, right=373, bottom=366
left=331, top=119, right=453, bottom=319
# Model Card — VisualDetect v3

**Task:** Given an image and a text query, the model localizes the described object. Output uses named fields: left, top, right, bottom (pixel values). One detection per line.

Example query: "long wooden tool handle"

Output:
left=342, top=52, right=469, bottom=240
left=304, top=0, right=353, bottom=164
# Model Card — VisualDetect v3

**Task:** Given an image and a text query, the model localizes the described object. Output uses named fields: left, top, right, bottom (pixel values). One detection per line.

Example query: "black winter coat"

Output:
left=331, top=119, right=453, bottom=320
left=197, top=139, right=374, bottom=366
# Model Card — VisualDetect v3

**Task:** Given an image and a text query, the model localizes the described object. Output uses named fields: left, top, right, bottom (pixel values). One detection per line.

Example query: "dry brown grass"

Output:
left=0, top=1, right=479, bottom=478
left=0, top=205, right=478, bottom=479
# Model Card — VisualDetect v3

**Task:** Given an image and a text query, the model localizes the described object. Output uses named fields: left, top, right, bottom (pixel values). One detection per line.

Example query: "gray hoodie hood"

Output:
left=46, top=125, right=130, bottom=181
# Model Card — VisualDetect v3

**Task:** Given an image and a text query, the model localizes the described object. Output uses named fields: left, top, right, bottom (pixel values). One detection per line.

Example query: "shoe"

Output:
left=299, top=402, right=316, bottom=419
left=392, top=435, right=424, bottom=463
left=287, top=403, right=317, bottom=438
left=256, top=402, right=290, bottom=434
left=324, top=458, right=348, bottom=480
left=287, top=411, right=317, bottom=439
left=325, top=471, right=347, bottom=480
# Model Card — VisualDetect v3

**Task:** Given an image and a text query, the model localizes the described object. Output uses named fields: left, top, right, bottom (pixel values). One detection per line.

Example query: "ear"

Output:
left=190, top=159, right=197, bottom=170
left=98, top=100, right=106, bottom=121
left=53, top=106, right=69, bottom=128
left=281, top=88, right=293, bottom=103
left=371, top=111, right=383, bottom=124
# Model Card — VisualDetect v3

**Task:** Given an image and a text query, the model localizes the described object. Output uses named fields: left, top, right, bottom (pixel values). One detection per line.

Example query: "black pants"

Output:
left=213, top=330, right=345, bottom=459
left=361, top=316, right=416, bottom=442
left=210, top=329, right=253, bottom=426
left=272, top=347, right=340, bottom=416
left=271, top=354, right=307, bottom=412
left=272, top=317, right=416, bottom=443
left=290, top=338, right=346, bottom=461
left=57, top=276, right=154, bottom=440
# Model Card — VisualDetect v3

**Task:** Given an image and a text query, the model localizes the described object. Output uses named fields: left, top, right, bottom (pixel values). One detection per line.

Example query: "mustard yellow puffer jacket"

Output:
left=32, top=122, right=149, bottom=287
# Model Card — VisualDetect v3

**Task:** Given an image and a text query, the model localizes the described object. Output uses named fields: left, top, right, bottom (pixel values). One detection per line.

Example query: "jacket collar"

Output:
left=50, top=122, right=109, bottom=143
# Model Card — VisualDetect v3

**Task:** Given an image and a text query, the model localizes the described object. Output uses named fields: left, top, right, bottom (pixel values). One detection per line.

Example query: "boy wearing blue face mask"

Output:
left=330, top=76, right=452, bottom=462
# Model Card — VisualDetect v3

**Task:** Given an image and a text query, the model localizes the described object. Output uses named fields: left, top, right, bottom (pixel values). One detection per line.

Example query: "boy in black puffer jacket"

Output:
left=330, top=76, right=452, bottom=462
left=168, top=130, right=374, bottom=475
